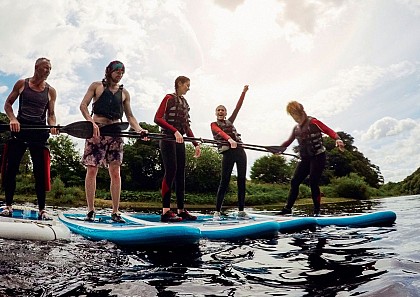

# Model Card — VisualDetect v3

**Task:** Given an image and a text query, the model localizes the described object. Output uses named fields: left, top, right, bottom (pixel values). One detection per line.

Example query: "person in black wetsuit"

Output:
left=154, top=76, right=201, bottom=222
left=277, top=101, right=344, bottom=216
left=210, top=85, right=249, bottom=220
left=1, top=58, right=58, bottom=220
left=80, top=61, right=148, bottom=223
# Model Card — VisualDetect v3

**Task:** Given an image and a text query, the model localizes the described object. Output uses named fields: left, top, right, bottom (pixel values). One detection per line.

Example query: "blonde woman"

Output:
left=277, top=101, right=344, bottom=216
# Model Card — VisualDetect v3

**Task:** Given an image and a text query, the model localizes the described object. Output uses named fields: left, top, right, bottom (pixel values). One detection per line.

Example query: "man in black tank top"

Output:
left=1, top=58, right=58, bottom=220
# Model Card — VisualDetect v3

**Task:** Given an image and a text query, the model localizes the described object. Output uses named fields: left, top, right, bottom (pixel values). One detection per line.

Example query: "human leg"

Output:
left=216, top=150, right=235, bottom=212
left=29, top=144, right=48, bottom=212
left=2, top=138, right=27, bottom=209
left=174, top=143, right=186, bottom=210
left=309, top=153, right=326, bottom=215
left=159, top=140, right=181, bottom=222
left=235, top=148, right=247, bottom=212
left=82, top=137, right=106, bottom=216
left=280, top=159, right=310, bottom=213
left=108, top=161, right=121, bottom=214
left=85, top=165, right=98, bottom=213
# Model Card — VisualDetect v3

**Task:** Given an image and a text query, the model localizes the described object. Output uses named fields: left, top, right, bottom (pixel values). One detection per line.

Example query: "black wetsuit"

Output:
left=2, top=79, right=51, bottom=210
left=154, top=93, right=199, bottom=209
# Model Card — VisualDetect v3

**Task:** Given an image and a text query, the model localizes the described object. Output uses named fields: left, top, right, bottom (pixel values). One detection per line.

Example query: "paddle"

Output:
left=105, top=131, right=299, bottom=158
left=0, top=121, right=94, bottom=139
left=99, top=122, right=130, bottom=134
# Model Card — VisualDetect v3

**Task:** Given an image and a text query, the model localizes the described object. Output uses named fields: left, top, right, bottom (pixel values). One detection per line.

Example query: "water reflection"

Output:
left=1, top=196, right=420, bottom=296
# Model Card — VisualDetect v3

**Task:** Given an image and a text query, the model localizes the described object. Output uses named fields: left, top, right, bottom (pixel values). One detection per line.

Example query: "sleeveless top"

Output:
left=92, top=84, right=124, bottom=120
left=294, top=116, right=325, bottom=158
left=162, top=93, right=190, bottom=135
left=14, top=78, right=50, bottom=143
left=17, top=78, right=49, bottom=125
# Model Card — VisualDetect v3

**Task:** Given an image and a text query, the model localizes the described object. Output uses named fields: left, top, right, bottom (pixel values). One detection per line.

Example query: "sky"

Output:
left=0, top=0, right=420, bottom=183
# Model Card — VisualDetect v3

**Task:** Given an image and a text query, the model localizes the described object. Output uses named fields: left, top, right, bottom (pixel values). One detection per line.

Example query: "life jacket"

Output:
left=92, top=84, right=124, bottom=120
left=162, top=93, right=190, bottom=135
left=294, top=116, right=325, bottom=158
left=212, top=119, right=242, bottom=153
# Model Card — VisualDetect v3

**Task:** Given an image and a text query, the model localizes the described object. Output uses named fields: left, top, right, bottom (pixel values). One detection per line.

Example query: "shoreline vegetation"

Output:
left=8, top=192, right=368, bottom=213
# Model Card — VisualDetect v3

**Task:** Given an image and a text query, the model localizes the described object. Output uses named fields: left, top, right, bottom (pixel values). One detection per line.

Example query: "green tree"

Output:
left=185, top=144, right=222, bottom=192
left=250, top=154, right=291, bottom=184
left=324, top=132, right=383, bottom=187
left=252, top=131, right=383, bottom=189
left=49, top=135, right=85, bottom=187
left=121, top=122, right=163, bottom=190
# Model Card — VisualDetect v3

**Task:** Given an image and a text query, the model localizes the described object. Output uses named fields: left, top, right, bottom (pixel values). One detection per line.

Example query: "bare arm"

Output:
left=47, top=86, right=58, bottom=135
left=79, top=82, right=100, bottom=123
left=4, top=79, right=25, bottom=132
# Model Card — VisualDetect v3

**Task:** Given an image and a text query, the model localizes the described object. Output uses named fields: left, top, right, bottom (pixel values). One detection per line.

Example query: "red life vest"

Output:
left=162, top=93, right=190, bottom=135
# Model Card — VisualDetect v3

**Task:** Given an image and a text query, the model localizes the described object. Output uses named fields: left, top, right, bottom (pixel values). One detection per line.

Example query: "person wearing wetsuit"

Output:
left=277, top=101, right=345, bottom=216
left=80, top=60, right=148, bottom=223
left=211, top=85, right=249, bottom=219
left=154, top=76, right=201, bottom=222
left=1, top=58, right=58, bottom=220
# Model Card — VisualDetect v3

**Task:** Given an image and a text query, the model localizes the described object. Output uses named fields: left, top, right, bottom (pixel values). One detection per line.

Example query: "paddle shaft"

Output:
left=109, top=131, right=299, bottom=158
left=0, top=121, right=94, bottom=139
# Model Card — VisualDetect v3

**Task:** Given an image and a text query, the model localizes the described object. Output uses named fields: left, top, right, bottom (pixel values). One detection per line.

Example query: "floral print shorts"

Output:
left=82, top=136, right=123, bottom=167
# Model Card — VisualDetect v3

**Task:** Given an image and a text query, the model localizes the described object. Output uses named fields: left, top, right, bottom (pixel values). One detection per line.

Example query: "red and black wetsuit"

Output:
left=210, top=91, right=247, bottom=212
left=281, top=117, right=340, bottom=214
left=2, top=78, right=51, bottom=210
left=154, top=93, right=198, bottom=210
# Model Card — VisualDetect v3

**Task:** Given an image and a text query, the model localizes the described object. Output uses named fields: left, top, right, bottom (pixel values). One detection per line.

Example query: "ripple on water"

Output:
left=1, top=196, right=420, bottom=296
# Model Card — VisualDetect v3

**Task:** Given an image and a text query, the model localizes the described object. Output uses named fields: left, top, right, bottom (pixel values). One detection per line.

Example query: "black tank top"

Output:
left=17, top=78, right=49, bottom=124
left=14, top=78, right=50, bottom=143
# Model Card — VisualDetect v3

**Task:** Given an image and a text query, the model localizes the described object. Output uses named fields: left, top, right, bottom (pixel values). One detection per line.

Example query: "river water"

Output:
left=0, top=195, right=419, bottom=297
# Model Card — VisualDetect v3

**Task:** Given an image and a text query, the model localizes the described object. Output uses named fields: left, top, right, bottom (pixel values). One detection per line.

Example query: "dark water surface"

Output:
left=1, top=195, right=419, bottom=297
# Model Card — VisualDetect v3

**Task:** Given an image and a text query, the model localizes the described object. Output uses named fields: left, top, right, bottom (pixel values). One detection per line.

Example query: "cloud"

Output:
left=357, top=121, right=420, bottom=182
left=278, top=0, right=350, bottom=52
left=0, top=86, right=8, bottom=94
left=304, top=61, right=418, bottom=118
left=398, top=0, right=420, bottom=15
left=213, top=0, right=245, bottom=11
left=361, top=117, right=417, bottom=140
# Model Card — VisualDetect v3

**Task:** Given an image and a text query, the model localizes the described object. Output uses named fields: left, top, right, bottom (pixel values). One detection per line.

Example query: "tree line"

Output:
left=1, top=111, right=402, bottom=201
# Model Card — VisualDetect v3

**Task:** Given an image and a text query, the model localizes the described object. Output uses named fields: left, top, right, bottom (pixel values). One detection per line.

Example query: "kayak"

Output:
left=125, top=213, right=282, bottom=241
left=58, top=212, right=202, bottom=247
left=0, top=207, right=71, bottom=241
left=251, top=210, right=397, bottom=228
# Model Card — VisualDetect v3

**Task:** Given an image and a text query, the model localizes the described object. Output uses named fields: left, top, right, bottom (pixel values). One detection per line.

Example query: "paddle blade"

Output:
left=100, top=122, right=129, bottom=135
left=265, top=146, right=286, bottom=154
left=59, top=121, right=94, bottom=139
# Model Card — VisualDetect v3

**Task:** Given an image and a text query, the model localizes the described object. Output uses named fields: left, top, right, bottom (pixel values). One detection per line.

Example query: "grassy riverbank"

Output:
left=7, top=192, right=357, bottom=213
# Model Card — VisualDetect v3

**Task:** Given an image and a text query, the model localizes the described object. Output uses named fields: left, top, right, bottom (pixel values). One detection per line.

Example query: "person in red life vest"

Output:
left=80, top=60, right=148, bottom=223
left=1, top=58, right=58, bottom=220
left=277, top=101, right=345, bottom=216
left=211, top=85, right=249, bottom=220
left=154, top=76, right=201, bottom=222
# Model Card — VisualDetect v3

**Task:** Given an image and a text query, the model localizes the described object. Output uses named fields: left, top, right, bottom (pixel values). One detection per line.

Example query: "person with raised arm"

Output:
left=211, top=85, right=249, bottom=220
